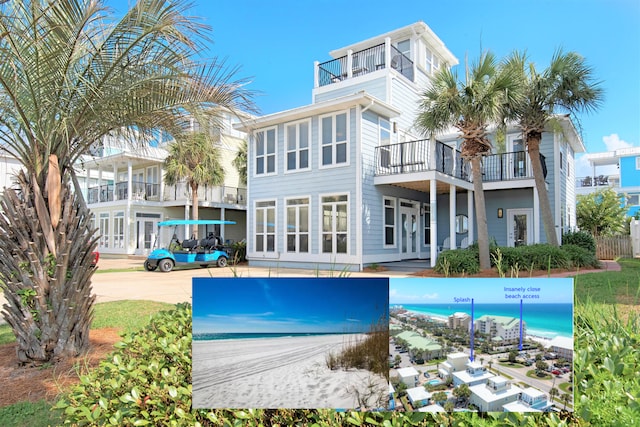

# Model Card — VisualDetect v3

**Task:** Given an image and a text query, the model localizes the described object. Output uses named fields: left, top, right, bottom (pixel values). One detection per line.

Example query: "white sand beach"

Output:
left=192, top=334, right=387, bottom=409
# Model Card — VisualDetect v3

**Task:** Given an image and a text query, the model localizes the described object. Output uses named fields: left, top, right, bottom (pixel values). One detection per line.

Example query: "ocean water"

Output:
left=398, top=303, right=573, bottom=339
left=192, top=332, right=357, bottom=341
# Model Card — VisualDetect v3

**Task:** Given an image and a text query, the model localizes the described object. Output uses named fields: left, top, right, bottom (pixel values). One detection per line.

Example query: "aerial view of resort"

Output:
left=191, top=277, right=389, bottom=409
left=389, top=278, right=574, bottom=413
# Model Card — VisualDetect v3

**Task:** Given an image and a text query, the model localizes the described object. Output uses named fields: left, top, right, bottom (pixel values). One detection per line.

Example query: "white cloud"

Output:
left=422, top=293, right=439, bottom=300
left=603, top=134, right=634, bottom=151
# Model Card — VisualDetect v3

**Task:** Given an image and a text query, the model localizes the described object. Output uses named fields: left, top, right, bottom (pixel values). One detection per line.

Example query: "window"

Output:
left=384, top=197, right=395, bottom=246
left=425, top=47, right=440, bottom=75
left=255, top=128, right=276, bottom=175
left=628, top=194, right=640, bottom=206
left=286, top=121, right=310, bottom=172
left=321, top=112, right=348, bottom=167
left=99, top=213, right=109, bottom=248
left=255, top=200, right=276, bottom=252
left=397, top=39, right=410, bottom=57
left=379, top=118, right=391, bottom=169
left=423, top=204, right=431, bottom=245
left=286, top=197, right=309, bottom=253
left=321, top=194, right=348, bottom=254
left=114, top=212, right=125, bottom=249
left=146, top=166, right=159, bottom=198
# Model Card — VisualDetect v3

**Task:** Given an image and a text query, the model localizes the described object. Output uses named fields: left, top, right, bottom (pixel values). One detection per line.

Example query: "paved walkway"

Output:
left=0, top=257, right=624, bottom=325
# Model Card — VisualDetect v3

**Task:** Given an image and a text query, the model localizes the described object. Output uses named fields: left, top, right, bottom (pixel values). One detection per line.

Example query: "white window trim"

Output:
left=636, top=156, right=640, bottom=170
left=285, top=196, right=311, bottom=254
left=99, top=212, right=110, bottom=248
left=254, top=199, right=277, bottom=254
left=254, top=126, right=278, bottom=177
left=319, top=110, right=350, bottom=169
left=114, top=211, right=125, bottom=249
left=383, top=196, right=396, bottom=249
left=284, top=119, right=311, bottom=174
left=319, top=193, right=349, bottom=255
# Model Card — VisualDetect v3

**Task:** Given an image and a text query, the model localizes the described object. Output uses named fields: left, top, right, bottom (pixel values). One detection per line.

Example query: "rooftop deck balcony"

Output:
left=374, top=140, right=538, bottom=183
left=315, top=41, right=414, bottom=87
left=575, top=174, right=620, bottom=189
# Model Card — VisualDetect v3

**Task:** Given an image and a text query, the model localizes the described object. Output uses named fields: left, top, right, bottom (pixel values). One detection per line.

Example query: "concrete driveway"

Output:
left=0, top=257, right=410, bottom=323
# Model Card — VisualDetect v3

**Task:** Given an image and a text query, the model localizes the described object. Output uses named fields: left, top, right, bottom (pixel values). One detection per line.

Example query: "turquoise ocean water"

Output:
left=397, top=303, right=573, bottom=339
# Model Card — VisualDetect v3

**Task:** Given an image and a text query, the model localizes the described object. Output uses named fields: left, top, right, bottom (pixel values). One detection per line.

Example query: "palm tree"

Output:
left=0, top=0, right=254, bottom=364
left=416, top=52, right=521, bottom=269
left=503, top=50, right=603, bottom=246
left=233, top=140, right=248, bottom=186
left=164, top=132, right=225, bottom=239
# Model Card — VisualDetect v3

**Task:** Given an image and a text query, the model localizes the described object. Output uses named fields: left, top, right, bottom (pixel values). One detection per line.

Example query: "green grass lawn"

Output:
left=574, top=257, right=640, bottom=305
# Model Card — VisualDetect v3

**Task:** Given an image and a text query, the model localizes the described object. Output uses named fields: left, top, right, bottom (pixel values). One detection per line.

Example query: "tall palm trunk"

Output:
left=527, top=133, right=559, bottom=246
left=0, top=171, right=97, bottom=364
left=470, top=156, right=491, bottom=270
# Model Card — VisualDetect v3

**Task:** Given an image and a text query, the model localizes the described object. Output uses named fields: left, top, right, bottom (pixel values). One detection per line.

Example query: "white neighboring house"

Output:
left=438, top=352, right=469, bottom=379
left=452, top=360, right=494, bottom=387
left=0, top=154, right=23, bottom=193
left=545, top=336, right=574, bottom=362
left=468, top=376, right=523, bottom=412
left=503, top=387, right=553, bottom=412
left=79, top=111, right=248, bottom=256
left=396, top=366, right=420, bottom=387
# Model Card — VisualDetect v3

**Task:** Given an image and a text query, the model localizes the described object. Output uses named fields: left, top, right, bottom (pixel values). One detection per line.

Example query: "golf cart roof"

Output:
left=158, top=220, right=236, bottom=227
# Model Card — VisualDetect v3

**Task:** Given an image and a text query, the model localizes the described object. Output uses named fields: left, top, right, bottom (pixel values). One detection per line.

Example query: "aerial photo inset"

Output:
left=388, top=278, right=573, bottom=413
left=192, top=277, right=389, bottom=410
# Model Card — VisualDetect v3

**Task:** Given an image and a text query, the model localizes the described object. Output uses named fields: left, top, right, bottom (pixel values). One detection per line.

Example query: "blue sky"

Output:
left=110, top=0, right=639, bottom=176
left=389, top=278, right=573, bottom=305
left=192, top=277, right=388, bottom=334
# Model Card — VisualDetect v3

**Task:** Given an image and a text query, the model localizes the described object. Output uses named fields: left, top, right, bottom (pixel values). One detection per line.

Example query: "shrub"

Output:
left=561, top=244, right=600, bottom=268
left=435, top=249, right=479, bottom=275
left=519, top=244, right=570, bottom=270
left=491, top=246, right=526, bottom=270
left=55, top=303, right=195, bottom=426
left=562, top=230, right=596, bottom=255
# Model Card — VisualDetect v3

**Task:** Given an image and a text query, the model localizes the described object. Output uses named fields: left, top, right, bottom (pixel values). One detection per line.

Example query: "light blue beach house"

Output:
left=235, top=21, right=583, bottom=271
left=576, top=146, right=640, bottom=218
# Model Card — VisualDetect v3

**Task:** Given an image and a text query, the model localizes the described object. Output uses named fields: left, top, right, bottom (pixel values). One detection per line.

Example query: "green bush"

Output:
left=435, top=248, right=480, bottom=274
left=561, top=244, right=600, bottom=268
left=491, top=246, right=526, bottom=270
left=518, top=244, right=570, bottom=270
left=55, top=303, right=195, bottom=426
left=562, top=230, right=597, bottom=255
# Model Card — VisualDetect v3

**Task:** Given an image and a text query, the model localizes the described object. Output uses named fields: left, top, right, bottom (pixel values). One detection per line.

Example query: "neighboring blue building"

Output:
left=576, top=146, right=640, bottom=218
left=236, top=21, right=584, bottom=271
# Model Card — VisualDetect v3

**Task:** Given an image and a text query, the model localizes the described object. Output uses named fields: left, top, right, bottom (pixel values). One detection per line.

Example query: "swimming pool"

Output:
left=427, top=379, right=441, bottom=386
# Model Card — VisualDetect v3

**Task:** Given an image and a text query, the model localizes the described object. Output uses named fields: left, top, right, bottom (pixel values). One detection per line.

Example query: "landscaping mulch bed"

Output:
left=0, top=328, right=122, bottom=407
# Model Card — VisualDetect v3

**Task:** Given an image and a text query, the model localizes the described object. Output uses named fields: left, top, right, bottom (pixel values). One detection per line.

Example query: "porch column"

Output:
left=533, top=185, right=540, bottom=243
left=127, top=161, right=133, bottom=202
left=384, top=37, right=391, bottom=70
left=468, top=190, right=474, bottom=245
left=449, top=185, right=456, bottom=249
left=97, top=168, right=102, bottom=202
left=184, top=204, right=190, bottom=238
left=430, top=180, right=437, bottom=268
left=347, top=49, right=353, bottom=79
left=313, top=61, right=319, bottom=88
left=113, top=164, right=118, bottom=200
left=220, top=208, right=226, bottom=243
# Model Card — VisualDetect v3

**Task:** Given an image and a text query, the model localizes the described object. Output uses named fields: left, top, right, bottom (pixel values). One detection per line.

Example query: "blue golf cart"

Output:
left=144, top=219, right=236, bottom=272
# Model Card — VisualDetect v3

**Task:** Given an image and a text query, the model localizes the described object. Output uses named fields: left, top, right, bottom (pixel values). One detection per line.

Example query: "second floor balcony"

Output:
left=87, top=180, right=246, bottom=206
left=374, top=140, right=539, bottom=184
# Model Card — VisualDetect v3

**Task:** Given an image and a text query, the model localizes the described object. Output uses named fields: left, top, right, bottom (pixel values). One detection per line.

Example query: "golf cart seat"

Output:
left=182, top=236, right=198, bottom=250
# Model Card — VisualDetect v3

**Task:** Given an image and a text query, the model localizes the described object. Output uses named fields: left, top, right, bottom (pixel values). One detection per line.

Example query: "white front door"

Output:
left=507, top=208, right=533, bottom=247
left=399, top=200, right=419, bottom=259
left=135, top=213, right=161, bottom=255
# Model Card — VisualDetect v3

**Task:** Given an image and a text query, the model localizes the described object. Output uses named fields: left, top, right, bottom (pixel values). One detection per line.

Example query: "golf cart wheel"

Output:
left=216, top=256, right=228, bottom=267
left=144, top=260, right=157, bottom=271
left=158, top=258, right=174, bottom=272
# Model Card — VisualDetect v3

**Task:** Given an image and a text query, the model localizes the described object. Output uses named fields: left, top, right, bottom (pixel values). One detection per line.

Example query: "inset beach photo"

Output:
left=192, top=277, right=389, bottom=409
left=388, top=278, right=573, bottom=413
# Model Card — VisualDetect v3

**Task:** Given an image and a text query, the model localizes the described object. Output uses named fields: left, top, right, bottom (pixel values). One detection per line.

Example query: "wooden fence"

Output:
left=596, top=235, right=633, bottom=259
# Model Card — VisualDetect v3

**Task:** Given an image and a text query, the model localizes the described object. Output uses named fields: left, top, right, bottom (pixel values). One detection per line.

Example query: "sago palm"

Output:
left=164, top=132, right=225, bottom=239
left=503, top=50, right=603, bottom=246
left=0, top=0, right=254, bottom=363
left=416, top=52, right=521, bottom=269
